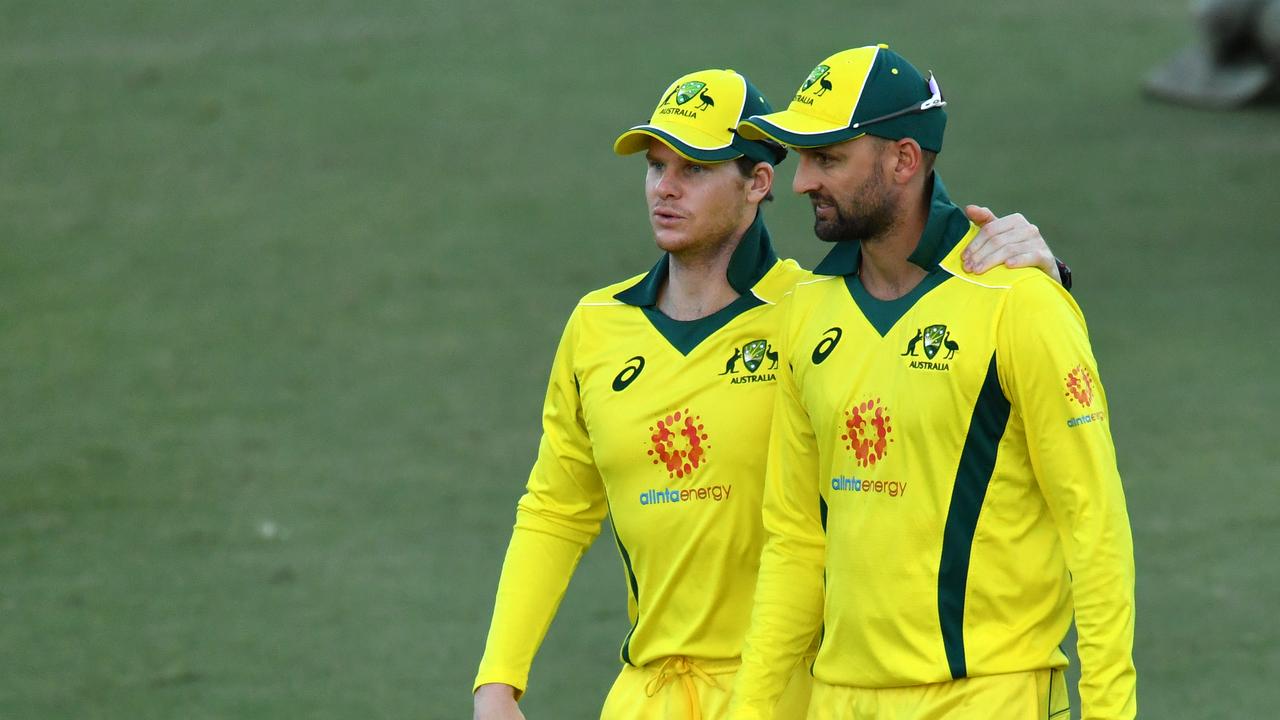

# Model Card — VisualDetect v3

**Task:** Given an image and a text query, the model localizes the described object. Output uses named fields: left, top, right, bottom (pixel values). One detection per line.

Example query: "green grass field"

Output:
left=3, top=1, right=1278, bottom=717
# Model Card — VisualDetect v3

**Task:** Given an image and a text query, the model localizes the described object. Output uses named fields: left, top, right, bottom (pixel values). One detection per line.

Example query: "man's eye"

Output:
left=648, top=161, right=664, bottom=171
left=688, top=164, right=706, bottom=174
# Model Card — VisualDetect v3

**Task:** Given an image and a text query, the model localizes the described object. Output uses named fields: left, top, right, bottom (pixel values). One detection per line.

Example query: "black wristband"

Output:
left=1055, top=258, right=1073, bottom=292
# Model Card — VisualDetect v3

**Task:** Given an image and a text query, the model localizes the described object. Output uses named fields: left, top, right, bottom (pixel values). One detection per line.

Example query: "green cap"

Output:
left=738, top=45, right=947, bottom=152
left=615, top=68, right=787, bottom=165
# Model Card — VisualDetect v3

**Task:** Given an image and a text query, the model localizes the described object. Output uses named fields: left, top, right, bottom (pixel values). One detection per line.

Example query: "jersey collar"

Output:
left=613, top=210, right=779, bottom=307
left=811, top=173, right=971, bottom=277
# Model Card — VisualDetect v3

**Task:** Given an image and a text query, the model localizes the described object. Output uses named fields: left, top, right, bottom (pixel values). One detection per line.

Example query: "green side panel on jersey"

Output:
left=937, top=354, right=1011, bottom=680
left=844, top=270, right=950, bottom=337
left=609, top=513, right=641, bottom=666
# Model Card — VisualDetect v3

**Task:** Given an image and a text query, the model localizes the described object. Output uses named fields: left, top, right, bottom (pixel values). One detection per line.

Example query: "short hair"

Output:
left=733, top=157, right=774, bottom=202
left=869, top=135, right=938, bottom=176
left=921, top=149, right=938, bottom=175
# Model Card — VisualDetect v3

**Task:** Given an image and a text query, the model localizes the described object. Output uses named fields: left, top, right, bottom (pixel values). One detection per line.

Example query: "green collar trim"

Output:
left=614, top=210, right=777, bottom=305
left=812, top=173, right=970, bottom=276
left=614, top=211, right=778, bottom=355
left=641, top=293, right=765, bottom=355
left=845, top=270, right=950, bottom=337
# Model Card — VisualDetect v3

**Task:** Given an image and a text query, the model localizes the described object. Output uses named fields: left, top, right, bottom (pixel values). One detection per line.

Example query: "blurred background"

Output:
left=3, top=0, right=1277, bottom=718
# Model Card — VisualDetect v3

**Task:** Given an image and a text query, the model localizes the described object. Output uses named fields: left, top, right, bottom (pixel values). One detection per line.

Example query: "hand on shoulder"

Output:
left=961, top=205, right=1062, bottom=284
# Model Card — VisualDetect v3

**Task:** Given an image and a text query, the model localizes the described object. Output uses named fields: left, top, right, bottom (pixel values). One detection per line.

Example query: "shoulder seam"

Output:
left=939, top=265, right=1012, bottom=290
left=796, top=276, right=838, bottom=287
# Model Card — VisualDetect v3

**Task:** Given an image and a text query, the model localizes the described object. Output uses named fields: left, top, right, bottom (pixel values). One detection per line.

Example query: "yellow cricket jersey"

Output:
left=732, top=178, right=1136, bottom=720
left=474, top=212, right=814, bottom=695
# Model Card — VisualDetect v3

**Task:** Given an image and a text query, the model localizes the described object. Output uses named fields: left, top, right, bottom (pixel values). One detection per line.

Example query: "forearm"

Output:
left=1068, top=497, right=1137, bottom=719
left=474, top=518, right=592, bottom=694
left=730, top=537, right=825, bottom=718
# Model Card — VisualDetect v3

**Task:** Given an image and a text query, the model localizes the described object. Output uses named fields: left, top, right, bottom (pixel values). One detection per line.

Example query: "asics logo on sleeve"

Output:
left=812, top=327, right=843, bottom=364
left=612, top=356, right=645, bottom=391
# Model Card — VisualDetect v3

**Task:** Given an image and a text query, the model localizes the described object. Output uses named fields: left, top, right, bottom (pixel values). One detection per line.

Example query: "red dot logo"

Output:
left=646, top=409, right=709, bottom=479
left=841, top=397, right=893, bottom=468
left=1064, top=365, right=1095, bottom=408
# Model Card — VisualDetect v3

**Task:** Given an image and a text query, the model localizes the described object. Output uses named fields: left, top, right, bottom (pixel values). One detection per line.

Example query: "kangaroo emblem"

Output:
left=901, top=329, right=923, bottom=357
left=719, top=348, right=742, bottom=375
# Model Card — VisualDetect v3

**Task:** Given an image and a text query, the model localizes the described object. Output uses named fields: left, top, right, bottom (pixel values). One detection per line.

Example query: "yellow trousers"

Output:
left=806, top=668, right=1068, bottom=720
left=601, top=655, right=814, bottom=720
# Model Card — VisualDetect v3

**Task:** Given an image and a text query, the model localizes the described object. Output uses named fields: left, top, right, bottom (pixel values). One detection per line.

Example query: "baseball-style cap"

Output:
left=614, top=69, right=787, bottom=165
left=737, top=45, right=947, bottom=152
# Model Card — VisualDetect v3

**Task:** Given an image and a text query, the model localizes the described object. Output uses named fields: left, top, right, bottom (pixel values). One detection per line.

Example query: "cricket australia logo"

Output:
left=901, top=324, right=958, bottom=371
left=796, top=64, right=832, bottom=105
left=801, top=64, right=832, bottom=94
left=719, top=339, right=778, bottom=384
left=660, top=81, right=715, bottom=116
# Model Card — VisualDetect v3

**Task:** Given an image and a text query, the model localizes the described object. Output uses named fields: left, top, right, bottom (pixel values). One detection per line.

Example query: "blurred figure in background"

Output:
left=1146, top=0, right=1280, bottom=108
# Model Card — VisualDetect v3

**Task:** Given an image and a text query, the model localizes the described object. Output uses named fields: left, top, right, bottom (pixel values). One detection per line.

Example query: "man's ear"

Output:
left=890, top=138, right=924, bottom=185
left=746, top=161, right=774, bottom=204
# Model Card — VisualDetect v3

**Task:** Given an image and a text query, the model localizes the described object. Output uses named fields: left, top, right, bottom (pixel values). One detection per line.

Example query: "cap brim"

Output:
left=1143, top=44, right=1271, bottom=109
left=738, top=111, right=865, bottom=148
left=614, top=124, right=741, bottom=162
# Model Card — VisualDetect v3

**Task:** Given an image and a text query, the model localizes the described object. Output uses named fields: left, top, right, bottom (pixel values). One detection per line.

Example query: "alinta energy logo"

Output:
left=718, top=338, right=777, bottom=385
left=842, top=397, right=894, bottom=468
left=1064, top=364, right=1105, bottom=428
left=639, top=409, right=730, bottom=507
left=795, top=64, right=832, bottom=105
left=901, top=323, right=958, bottom=372
left=659, top=80, right=715, bottom=118
left=646, top=409, right=709, bottom=479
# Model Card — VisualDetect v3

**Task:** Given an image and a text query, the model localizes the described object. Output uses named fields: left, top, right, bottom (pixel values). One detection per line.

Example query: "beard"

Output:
left=810, top=164, right=898, bottom=244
